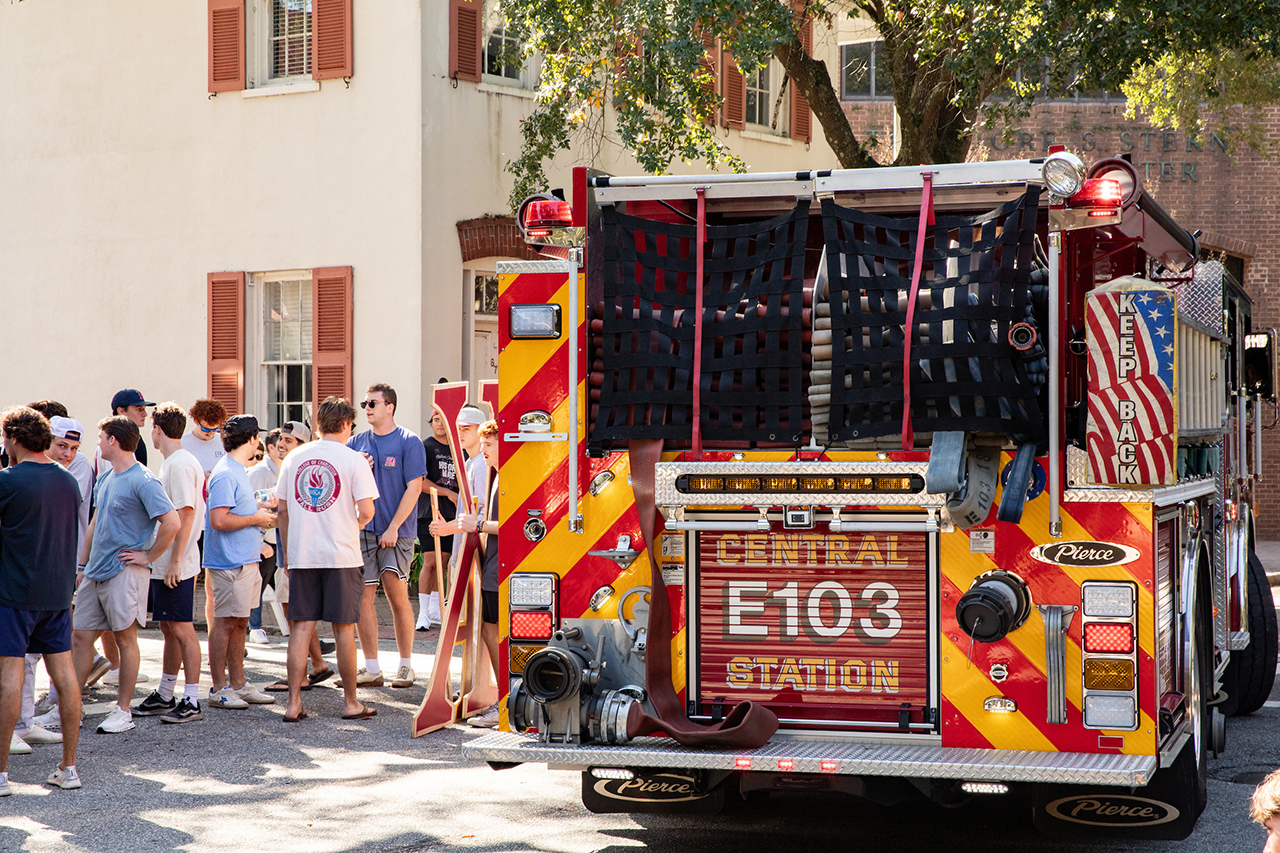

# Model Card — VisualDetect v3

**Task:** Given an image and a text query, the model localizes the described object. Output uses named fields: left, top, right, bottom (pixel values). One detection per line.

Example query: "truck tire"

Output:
left=1228, top=551, right=1278, bottom=716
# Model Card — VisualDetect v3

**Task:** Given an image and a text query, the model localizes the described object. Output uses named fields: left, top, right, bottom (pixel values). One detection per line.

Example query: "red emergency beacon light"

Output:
left=1068, top=178, right=1124, bottom=215
left=517, top=193, right=583, bottom=248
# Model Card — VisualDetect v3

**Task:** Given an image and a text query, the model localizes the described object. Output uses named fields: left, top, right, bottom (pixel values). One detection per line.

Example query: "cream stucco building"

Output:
left=0, top=0, right=843, bottom=456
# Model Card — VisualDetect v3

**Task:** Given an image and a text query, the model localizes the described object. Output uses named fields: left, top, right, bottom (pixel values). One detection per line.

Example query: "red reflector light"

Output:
left=776, top=759, right=794, bottom=771
left=734, top=757, right=752, bottom=769
left=820, top=760, right=838, bottom=772
left=510, top=610, right=554, bottom=641
left=1083, top=622, right=1134, bottom=654
left=1068, top=178, right=1123, bottom=208
left=522, top=198, right=573, bottom=231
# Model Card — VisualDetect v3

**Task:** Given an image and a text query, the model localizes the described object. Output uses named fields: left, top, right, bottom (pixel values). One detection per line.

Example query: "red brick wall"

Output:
left=840, top=99, right=1280, bottom=536
left=456, top=217, right=543, bottom=263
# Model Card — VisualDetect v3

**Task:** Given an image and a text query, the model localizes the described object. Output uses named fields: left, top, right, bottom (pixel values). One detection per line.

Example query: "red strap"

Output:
left=901, top=172, right=935, bottom=451
left=691, top=187, right=707, bottom=460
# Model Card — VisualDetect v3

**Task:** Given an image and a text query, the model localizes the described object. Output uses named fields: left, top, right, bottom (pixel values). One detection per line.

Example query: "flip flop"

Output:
left=283, top=710, right=309, bottom=723
left=266, top=681, right=311, bottom=692
left=308, top=668, right=335, bottom=686
left=341, top=703, right=377, bottom=721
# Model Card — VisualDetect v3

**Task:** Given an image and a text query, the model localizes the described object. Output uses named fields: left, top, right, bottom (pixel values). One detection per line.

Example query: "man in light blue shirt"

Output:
left=203, top=415, right=277, bottom=710
left=72, top=417, right=178, bottom=734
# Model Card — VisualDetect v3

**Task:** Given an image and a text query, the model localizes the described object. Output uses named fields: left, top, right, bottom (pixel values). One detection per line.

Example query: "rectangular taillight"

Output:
left=510, top=610, right=554, bottom=641
left=1083, top=622, right=1134, bottom=654
left=1084, top=658, right=1135, bottom=691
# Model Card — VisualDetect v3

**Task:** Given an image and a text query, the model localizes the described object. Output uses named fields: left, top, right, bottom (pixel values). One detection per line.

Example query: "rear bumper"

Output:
left=463, top=732, right=1157, bottom=787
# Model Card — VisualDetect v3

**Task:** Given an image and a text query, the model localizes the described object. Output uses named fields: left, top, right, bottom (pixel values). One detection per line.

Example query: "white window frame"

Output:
left=246, top=0, right=318, bottom=92
left=245, top=270, right=315, bottom=430
left=744, top=58, right=788, bottom=136
left=481, top=2, right=539, bottom=90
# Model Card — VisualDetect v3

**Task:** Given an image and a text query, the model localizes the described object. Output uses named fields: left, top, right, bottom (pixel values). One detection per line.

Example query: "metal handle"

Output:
left=566, top=255, right=583, bottom=533
left=662, top=519, right=770, bottom=532
left=829, top=520, right=938, bottom=534
left=1039, top=605, right=1077, bottom=724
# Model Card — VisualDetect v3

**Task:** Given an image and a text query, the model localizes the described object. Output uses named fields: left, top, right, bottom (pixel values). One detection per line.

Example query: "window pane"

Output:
left=872, top=44, right=892, bottom=98
left=475, top=274, right=499, bottom=315
left=842, top=43, right=872, bottom=97
left=270, top=0, right=312, bottom=80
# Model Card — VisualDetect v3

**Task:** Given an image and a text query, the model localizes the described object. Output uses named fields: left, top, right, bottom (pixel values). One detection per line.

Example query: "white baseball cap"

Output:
left=456, top=405, right=487, bottom=426
left=49, top=416, right=85, bottom=442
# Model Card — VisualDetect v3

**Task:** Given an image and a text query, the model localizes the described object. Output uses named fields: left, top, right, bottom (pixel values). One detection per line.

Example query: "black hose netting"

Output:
left=820, top=188, right=1045, bottom=445
left=589, top=201, right=809, bottom=450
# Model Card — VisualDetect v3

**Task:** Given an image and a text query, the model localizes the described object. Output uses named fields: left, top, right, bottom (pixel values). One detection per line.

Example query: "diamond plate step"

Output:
left=463, top=732, right=1157, bottom=786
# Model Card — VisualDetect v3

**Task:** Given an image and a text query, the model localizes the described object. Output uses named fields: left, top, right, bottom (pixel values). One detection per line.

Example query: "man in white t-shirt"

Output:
left=180, top=398, right=227, bottom=479
left=131, top=404, right=206, bottom=724
left=276, top=397, right=378, bottom=722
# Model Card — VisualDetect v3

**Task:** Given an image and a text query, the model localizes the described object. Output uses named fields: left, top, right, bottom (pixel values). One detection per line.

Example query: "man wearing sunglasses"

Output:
left=340, top=384, right=426, bottom=689
left=181, top=399, right=227, bottom=479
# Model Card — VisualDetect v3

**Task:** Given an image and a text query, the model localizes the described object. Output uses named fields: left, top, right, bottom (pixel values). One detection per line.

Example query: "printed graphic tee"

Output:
left=276, top=440, right=379, bottom=570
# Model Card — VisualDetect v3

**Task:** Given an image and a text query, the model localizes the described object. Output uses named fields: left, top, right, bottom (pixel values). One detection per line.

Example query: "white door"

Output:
left=473, top=322, right=498, bottom=409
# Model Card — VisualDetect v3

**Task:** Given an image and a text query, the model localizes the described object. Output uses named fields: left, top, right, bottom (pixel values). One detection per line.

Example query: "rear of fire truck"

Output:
left=462, top=153, right=1279, bottom=839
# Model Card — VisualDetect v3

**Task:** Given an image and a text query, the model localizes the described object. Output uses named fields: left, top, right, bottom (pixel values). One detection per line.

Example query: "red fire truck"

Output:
left=461, top=153, right=1278, bottom=838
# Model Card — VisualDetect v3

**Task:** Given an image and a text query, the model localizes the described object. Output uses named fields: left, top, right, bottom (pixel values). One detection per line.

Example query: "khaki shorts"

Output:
left=73, top=566, right=150, bottom=632
left=208, top=563, right=262, bottom=619
left=276, top=567, right=290, bottom=605
left=361, top=531, right=413, bottom=585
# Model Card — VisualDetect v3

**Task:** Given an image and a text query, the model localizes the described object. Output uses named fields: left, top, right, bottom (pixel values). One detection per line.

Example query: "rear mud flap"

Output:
left=581, top=770, right=725, bottom=815
left=1031, top=741, right=1202, bottom=841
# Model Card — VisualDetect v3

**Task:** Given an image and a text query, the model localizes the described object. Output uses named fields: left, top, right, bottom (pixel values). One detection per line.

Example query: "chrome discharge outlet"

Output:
left=513, top=633, right=637, bottom=745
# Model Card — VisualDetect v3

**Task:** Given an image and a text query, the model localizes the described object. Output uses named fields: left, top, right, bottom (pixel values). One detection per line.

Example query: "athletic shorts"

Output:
left=482, top=589, right=499, bottom=625
left=0, top=605, right=71, bottom=657
left=73, top=566, right=149, bottom=632
left=360, top=531, right=413, bottom=585
left=288, top=567, right=363, bottom=624
left=417, top=525, right=454, bottom=556
left=208, top=563, right=262, bottom=619
left=148, top=577, right=196, bottom=623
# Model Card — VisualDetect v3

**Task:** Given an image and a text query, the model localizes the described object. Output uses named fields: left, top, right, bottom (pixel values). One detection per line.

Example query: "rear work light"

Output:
left=1083, top=622, right=1134, bottom=654
left=510, top=610, right=555, bottom=641
left=510, top=574, right=557, bottom=608
left=675, top=474, right=923, bottom=495
left=1083, top=583, right=1135, bottom=618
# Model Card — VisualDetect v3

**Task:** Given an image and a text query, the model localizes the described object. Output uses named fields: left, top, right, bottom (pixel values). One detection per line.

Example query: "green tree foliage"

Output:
left=501, top=0, right=1280, bottom=209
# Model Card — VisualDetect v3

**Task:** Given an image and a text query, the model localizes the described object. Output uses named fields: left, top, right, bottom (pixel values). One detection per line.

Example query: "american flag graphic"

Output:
left=1085, top=283, right=1178, bottom=487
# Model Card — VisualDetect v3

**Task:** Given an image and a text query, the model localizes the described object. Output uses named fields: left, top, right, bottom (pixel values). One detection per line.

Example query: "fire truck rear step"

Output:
left=464, top=732, right=1157, bottom=787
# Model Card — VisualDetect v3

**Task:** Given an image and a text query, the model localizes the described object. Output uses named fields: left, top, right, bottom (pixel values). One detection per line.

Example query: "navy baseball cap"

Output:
left=223, top=414, right=260, bottom=437
left=111, top=389, right=154, bottom=410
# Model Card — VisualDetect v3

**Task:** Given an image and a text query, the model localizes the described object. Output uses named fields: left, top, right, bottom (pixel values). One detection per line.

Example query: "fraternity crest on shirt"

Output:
left=296, top=459, right=342, bottom=512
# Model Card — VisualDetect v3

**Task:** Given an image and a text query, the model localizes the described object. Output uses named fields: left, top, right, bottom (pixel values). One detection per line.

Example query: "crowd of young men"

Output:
left=0, top=383, right=500, bottom=793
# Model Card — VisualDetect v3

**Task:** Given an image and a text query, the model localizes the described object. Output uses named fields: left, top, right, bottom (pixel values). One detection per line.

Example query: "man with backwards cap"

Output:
left=202, top=415, right=278, bottom=710
left=16, top=415, right=90, bottom=748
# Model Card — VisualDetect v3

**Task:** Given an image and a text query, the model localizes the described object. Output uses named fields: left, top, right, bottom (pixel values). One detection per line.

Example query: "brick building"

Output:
left=841, top=96, right=1280, bottom=536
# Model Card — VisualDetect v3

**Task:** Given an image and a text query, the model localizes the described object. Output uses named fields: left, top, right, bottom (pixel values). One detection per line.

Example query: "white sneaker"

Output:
left=47, top=765, right=81, bottom=790
left=209, top=687, right=249, bottom=710
left=33, top=693, right=56, bottom=715
left=33, top=708, right=63, bottom=730
left=427, top=591, right=441, bottom=627
left=18, top=724, right=62, bottom=745
left=103, top=670, right=152, bottom=686
left=8, top=732, right=31, bottom=754
left=0, top=772, right=9, bottom=797
left=234, top=685, right=275, bottom=705
left=248, top=628, right=269, bottom=645
left=96, top=707, right=135, bottom=734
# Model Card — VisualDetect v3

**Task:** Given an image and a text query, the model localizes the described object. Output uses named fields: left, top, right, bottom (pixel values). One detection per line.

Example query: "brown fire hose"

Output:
left=622, top=438, right=778, bottom=748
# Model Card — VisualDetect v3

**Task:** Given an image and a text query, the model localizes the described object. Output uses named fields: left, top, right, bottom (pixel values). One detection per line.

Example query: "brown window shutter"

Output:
left=208, top=0, right=245, bottom=93
left=449, top=0, right=482, bottom=84
left=208, top=272, right=245, bottom=415
left=721, top=48, right=745, bottom=130
left=312, top=0, right=353, bottom=80
left=789, top=18, right=813, bottom=142
left=701, top=33, right=719, bottom=127
left=312, top=266, right=354, bottom=406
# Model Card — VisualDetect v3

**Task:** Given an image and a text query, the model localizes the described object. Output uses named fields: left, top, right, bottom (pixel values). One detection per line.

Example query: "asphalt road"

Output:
left=2, top=587, right=1278, bottom=853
